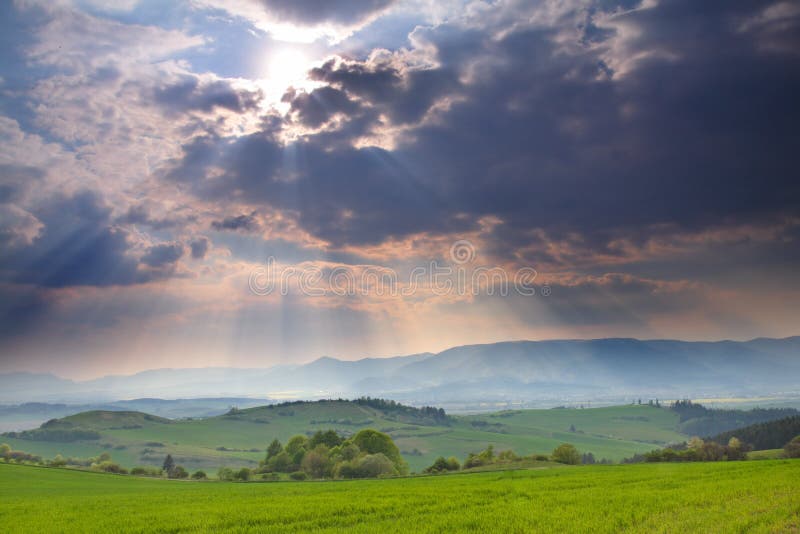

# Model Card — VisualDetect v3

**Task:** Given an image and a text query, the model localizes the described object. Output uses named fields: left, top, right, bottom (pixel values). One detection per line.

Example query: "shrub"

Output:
left=552, top=443, right=580, bottom=465
left=234, top=467, right=251, bottom=481
left=289, top=471, right=308, bottom=481
left=170, top=466, right=189, bottom=479
left=424, top=456, right=460, bottom=473
left=131, top=466, right=162, bottom=477
left=191, top=470, right=207, bottom=480
left=92, top=461, right=128, bottom=474
left=217, top=467, right=235, bottom=481
left=784, top=436, right=800, bottom=458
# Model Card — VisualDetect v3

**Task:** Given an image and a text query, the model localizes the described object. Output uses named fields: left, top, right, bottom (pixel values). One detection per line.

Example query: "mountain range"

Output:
left=1, top=337, right=799, bottom=407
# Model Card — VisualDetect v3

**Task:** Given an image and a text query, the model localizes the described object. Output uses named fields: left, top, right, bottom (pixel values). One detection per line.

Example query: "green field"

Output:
left=0, top=403, right=687, bottom=472
left=1, top=460, right=798, bottom=532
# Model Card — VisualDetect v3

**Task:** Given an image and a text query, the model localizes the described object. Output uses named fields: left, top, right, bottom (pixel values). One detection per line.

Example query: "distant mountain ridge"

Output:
left=1, top=337, right=799, bottom=405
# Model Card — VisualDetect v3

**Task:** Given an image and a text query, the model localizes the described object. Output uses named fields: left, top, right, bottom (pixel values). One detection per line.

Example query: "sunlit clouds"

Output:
left=1, top=0, right=799, bottom=377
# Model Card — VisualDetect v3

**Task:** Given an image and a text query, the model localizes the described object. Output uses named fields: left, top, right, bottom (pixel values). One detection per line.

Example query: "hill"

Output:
left=1, top=401, right=688, bottom=471
left=709, top=416, right=800, bottom=451
left=2, top=336, right=799, bottom=405
left=1, top=460, right=798, bottom=532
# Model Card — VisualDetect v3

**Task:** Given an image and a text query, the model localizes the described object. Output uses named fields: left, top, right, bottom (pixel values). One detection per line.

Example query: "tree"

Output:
left=162, top=454, right=175, bottom=476
left=0, top=443, right=10, bottom=458
left=170, top=465, right=189, bottom=479
left=266, top=439, right=283, bottom=460
left=286, top=435, right=309, bottom=456
left=784, top=435, right=800, bottom=458
left=268, top=451, right=292, bottom=473
left=191, top=470, right=207, bottom=480
left=726, top=437, right=745, bottom=461
left=310, top=430, right=343, bottom=449
left=301, top=445, right=332, bottom=479
left=552, top=443, right=580, bottom=465
left=234, top=467, right=251, bottom=481
left=352, top=429, right=407, bottom=474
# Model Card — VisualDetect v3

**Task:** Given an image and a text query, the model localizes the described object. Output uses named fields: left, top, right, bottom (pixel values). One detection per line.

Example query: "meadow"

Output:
left=0, top=403, right=686, bottom=472
left=1, top=460, right=798, bottom=532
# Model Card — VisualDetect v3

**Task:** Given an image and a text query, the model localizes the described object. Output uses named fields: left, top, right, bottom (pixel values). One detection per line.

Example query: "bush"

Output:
left=552, top=443, right=580, bottom=465
left=784, top=436, right=800, bottom=458
left=217, top=467, right=235, bottom=481
left=131, top=466, right=162, bottom=477
left=234, top=468, right=251, bottom=481
left=170, top=466, right=189, bottom=479
left=289, top=471, right=308, bottom=481
left=424, top=456, right=460, bottom=473
left=92, top=460, right=128, bottom=474
left=191, top=470, right=207, bottom=480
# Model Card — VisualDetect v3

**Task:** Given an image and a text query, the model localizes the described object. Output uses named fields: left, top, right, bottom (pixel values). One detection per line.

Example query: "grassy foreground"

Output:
left=1, top=461, right=799, bottom=533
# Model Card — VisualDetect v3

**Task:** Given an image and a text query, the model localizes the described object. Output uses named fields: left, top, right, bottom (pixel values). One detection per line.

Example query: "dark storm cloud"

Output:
left=167, top=0, right=800, bottom=256
left=0, top=191, right=143, bottom=287
left=153, top=75, right=262, bottom=114
left=287, top=86, right=361, bottom=128
left=141, top=242, right=185, bottom=268
left=0, top=164, right=44, bottom=203
left=189, top=236, right=210, bottom=259
left=211, top=211, right=260, bottom=232
left=254, top=0, right=394, bottom=26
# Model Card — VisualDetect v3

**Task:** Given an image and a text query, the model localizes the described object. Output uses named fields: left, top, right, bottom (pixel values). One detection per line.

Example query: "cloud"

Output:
left=141, top=242, right=185, bottom=268
left=211, top=212, right=261, bottom=232
left=153, top=75, right=262, bottom=115
left=196, top=0, right=396, bottom=42
left=190, top=236, right=211, bottom=259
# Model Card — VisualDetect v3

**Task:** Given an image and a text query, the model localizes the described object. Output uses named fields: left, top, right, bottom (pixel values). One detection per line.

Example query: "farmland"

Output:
left=0, top=402, right=688, bottom=472
left=1, top=459, right=798, bottom=533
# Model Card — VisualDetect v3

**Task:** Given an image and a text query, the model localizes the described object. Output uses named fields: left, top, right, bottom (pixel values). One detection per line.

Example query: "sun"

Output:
left=261, top=47, right=313, bottom=102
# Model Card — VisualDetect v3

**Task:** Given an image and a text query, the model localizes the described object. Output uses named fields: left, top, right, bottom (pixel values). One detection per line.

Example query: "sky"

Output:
left=0, top=0, right=799, bottom=379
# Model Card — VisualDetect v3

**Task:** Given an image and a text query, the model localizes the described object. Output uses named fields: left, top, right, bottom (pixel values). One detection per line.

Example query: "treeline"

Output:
left=423, top=443, right=611, bottom=474
left=623, top=437, right=750, bottom=463
left=708, top=416, right=800, bottom=451
left=670, top=400, right=798, bottom=437
left=2, top=428, right=101, bottom=442
left=353, top=397, right=450, bottom=425
left=224, top=428, right=408, bottom=481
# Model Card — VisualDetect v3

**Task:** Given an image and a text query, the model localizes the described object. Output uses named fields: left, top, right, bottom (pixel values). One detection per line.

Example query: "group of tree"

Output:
left=352, top=397, right=450, bottom=425
left=243, top=428, right=407, bottom=480
left=424, top=442, right=609, bottom=473
left=624, top=437, right=750, bottom=463
left=707, top=415, right=800, bottom=451
left=669, top=400, right=798, bottom=437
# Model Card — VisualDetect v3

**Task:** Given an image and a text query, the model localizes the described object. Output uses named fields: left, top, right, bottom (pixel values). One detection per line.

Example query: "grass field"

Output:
left=1, top=460, right=798, bottom=532
left=1, top=403, right=685, bottom=471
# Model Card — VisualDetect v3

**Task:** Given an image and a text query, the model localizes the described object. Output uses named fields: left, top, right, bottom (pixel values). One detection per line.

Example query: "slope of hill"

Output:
left=709, top=416, right=800, bottom=451
left=0, top=402, right=689, bottom=472
left=2, top=336, right=799, bottom=405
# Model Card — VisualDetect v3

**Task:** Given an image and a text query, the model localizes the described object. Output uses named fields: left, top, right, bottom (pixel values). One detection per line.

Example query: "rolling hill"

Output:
left=1, top=401, right=688, bottom=472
